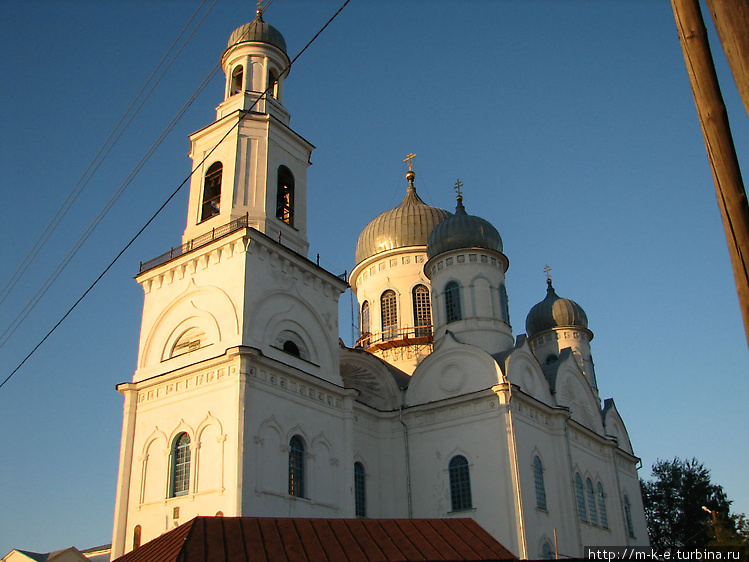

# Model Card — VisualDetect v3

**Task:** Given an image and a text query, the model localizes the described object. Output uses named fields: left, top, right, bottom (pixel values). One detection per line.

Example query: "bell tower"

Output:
left=111, top=12, right=348, bottom=558
left=182, top=9, right=311, bottom=256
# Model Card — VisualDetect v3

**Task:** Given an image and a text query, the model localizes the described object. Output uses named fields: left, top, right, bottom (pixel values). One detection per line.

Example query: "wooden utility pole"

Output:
left=704, top=0, right=749, bottom=121
left=671, top=0, right=749, bottom=348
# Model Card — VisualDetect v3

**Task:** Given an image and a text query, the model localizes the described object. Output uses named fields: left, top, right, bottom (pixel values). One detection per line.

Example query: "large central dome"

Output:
left=355, top=171, right=450, bottom=264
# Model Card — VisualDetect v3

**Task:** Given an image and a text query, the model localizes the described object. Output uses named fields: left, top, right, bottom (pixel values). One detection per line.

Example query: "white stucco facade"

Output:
left=111, top=11, right=649, bottom=560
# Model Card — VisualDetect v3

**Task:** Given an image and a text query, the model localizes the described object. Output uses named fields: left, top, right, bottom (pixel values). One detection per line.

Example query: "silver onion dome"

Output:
left=426, top=197, right=502, bottom=259
left=227, top=11, right=287, bottom=54
left=355, top=170, right=451, bottom=265
left=525, top=279, right=590, bottom=338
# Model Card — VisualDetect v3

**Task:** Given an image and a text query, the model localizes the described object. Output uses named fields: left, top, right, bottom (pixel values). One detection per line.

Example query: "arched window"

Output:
left=412, top=284, right=431, bottom=337
left=624, top=494, right=635, bottom=538
left=133, top=525, right=141, bottom=550
left=171, top=433, right=191, bottom=497
left=444, top=281, right=462, bottom=324
left=288, top=435, right=305, bottom=498
left=360, top=301, right=370, bottom=342
left=354, top=462, right=366, bottom=517
left=597, top=482, right=608, bottom=529
left=231, top=65, right=243, bottom=95
left=575, top=473, right=587, bottom=522
left=381, top=290, right=397, bottom=340
left=200, top=162, right=222, bottom=222
left=448, top=455, right=472, bottom=512
left=499, top=282, right=510, bottom=324
left=268, top=69, right=279, bottom=98
left=533, top=456, right=547, bottom=510
left=283, top=340, right=300, bottom=357
left=541, top=542, right=554, bottom=560
left=276, top=166, right=294, bottom=226
left=586, top=477, right=598, bottom=525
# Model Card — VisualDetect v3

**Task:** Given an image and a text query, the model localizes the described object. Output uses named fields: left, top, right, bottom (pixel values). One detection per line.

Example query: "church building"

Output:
left=110, top=11, right=648, bottom=560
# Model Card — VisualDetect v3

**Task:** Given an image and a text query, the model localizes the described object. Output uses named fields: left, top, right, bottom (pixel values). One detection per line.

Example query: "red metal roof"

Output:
left=113, top=517, right=518, bottom=562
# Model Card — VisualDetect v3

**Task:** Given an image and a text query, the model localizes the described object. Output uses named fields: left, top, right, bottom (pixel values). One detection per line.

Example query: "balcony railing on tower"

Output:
left=356, top=324, right=433, bottom=352
left=139, top=215, right=251, bottom=274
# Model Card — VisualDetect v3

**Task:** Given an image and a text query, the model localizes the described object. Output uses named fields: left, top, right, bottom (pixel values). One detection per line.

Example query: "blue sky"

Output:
left=1, top=0, right=747, bottom=554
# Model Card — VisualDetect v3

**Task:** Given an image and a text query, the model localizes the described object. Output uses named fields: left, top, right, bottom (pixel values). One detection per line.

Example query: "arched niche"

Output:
left=408, top=333, right=504, bottom=405
left=140, top=281, right=239, bottom=369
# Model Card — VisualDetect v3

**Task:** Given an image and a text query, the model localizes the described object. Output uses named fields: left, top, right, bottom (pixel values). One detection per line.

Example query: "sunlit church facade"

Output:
left=110, top=12, right=648, bottom=560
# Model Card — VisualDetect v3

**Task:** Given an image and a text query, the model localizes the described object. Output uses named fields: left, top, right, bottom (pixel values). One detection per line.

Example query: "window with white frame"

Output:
left=354, top=462, right=366, bottom=517
left=624, top=494, right=635, bottom=538
left=533, top=455, right=547, bottom=510
left=288, top=435, right=305, bottom=498
left=412, top=284, right=431, bottom=337
left=597, top=482, right=609, bottom=529
left=586, top=477, right=599, bottom=525
left=381, top=290, right=397, bottom=340
left=444, top=281, right=462, bottom=324
left=449, top=455, right=473, bottom=511
left=171, top=432, right=191, bottom=497
left=575, top=473, right=587, bottom=522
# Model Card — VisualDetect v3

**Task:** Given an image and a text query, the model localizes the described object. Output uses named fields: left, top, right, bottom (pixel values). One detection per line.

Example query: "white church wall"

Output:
left=117, top=353, right=242, bottom=552
left=404, top=392, right=521, bottom=558
left=242, top=234, right=344, bottom=385
left=351, top=406, right=409, bottom=518
left=134, top=231, right=248, bottom=382
left=510, top=394, right=581, bottom=559
left=239, top=353, right=354, bottom=518
left=614, top=450, right=650, bottom=547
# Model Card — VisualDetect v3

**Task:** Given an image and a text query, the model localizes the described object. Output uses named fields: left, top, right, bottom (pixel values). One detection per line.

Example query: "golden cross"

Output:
left=544, top=264, right=552, bottom=281
left=454, top=179, right=463, bottom=198
left=404, top=153, right=416, bottom=171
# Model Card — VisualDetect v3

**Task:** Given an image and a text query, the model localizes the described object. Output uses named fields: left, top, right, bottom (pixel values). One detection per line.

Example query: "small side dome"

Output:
left=526, top=279, right=590, bottom=338
left=426, top=197, right=502, bottom=259
left=355, top=171, right=451, bottom=264
left=227, top=11, right=287, bottom=54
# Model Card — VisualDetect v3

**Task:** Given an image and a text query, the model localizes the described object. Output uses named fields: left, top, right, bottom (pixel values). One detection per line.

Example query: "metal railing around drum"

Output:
left=139, top=214, right=250, bottom=274
left=356, top=324, right=433, bottom=351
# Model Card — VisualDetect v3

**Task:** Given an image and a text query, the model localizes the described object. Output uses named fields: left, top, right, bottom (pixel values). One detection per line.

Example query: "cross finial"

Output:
left=544, top=264, right=553, bottom=287
left=404, top=153, right=416, bottom=171
left=454, top=179, right=463, bottom=199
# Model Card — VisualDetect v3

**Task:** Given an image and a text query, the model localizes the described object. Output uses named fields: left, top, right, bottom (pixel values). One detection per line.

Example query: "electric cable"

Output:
left=0, top=1, right=218, bottom=347
left=0, top=0, right=215, bottom=309
left=0, top=0, right=351, bottom=389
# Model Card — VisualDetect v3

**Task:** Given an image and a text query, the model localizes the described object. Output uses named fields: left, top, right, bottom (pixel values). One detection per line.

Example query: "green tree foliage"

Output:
left=641, top=458, right=733, bottom=551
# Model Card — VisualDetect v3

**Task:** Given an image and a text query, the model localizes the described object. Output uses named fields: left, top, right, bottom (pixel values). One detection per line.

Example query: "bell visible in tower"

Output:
left=180, top=9, right=312, bottom=256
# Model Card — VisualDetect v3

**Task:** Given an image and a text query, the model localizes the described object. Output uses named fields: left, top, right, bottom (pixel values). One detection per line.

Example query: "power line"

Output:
left=1, top=0, right=351, bottom=389
left=0, top=0, right=214, bottom=310
left=0, top=0, right=218, bottom=349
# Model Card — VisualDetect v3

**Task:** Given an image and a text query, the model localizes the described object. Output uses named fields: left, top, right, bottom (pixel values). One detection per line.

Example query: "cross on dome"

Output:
left=454, top=179, right=464, bottom=203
